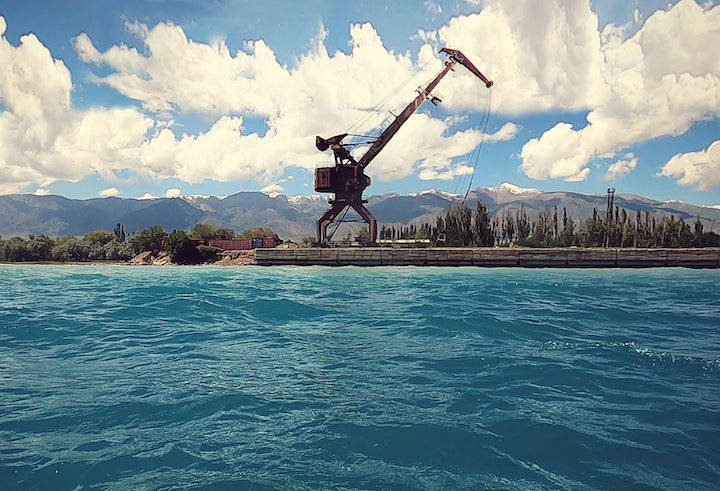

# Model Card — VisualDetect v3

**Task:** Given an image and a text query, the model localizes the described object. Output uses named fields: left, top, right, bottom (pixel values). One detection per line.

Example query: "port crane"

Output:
left=314, top=48, right=493, bottom=245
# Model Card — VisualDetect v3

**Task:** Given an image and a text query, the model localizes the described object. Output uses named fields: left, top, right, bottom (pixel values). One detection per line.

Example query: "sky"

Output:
left=0, top=0, right=719, bottom=206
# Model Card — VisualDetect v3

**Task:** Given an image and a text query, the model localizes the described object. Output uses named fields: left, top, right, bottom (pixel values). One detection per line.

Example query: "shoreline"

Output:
left=3, top=247, right=719, bottom=268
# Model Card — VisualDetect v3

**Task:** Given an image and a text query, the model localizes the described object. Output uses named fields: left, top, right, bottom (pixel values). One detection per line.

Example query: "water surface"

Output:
left=1, top=265, right=718, bottom=489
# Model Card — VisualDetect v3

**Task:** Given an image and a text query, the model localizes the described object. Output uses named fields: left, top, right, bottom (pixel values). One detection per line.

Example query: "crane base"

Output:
left=316, top=198, right=377, bottom=245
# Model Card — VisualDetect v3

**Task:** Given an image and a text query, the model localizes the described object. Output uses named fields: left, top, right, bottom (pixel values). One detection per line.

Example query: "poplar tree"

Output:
left=473, top=201, right=493, bottom=246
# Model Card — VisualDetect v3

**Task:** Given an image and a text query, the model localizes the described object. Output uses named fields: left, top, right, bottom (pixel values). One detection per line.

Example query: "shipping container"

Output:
left=263, top=236, right=276, bottom=248
left=207, top=239, right=252, bottom=250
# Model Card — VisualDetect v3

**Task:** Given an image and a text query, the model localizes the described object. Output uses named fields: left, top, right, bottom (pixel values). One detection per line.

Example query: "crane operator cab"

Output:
left=314, top=134, right=371, bottom=194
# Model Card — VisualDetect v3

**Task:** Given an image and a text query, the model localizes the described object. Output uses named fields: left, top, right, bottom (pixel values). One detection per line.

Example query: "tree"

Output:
left=51, top=237, right=89, bottom=262
left=84, top=230, right=116, bottom=259
left=620, top=217, right=636, bottom=248
left=473, top=201, right=493, bottom=246
left=434, top=215, right=445, bottom=244
left=299, top=236, right=316, bottom=248
left=103, top=239, right=134, bottom=261
left=356, top=227, right=371, bottom=244
left=236, top=227, right=277, bottom=240
left=7, top=237, right=33, bottom=262
left=165, top=230, right=200, bottom=264
left=114, top=223, right=126, bottom=242
left=517, top=204, right=531, bottom=241
left=501, top=210, right=515, bottom=245
left=189, top=223, right=219, bottom=241
left=555, top=215, right=577, bottom=247
left=84, top=230, right=115, bottom=245
left=444, top=204, right=472, bottom=246
left=578, top=213, right=605, bottom=247
left=531, top=206, right=554, bottom=246
left=129, top=226, right=168, bottom=254
left=27, top=235, right=54, bottom=261
left=215, top=227, right=236, bottom=240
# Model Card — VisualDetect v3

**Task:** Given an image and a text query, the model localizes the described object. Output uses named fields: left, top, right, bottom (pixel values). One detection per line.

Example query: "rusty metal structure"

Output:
left=313, top=48, right=493, bottom=245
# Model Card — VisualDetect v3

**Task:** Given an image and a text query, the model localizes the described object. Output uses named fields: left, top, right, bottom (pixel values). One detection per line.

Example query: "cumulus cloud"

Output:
left=0, top=8, right=544, bottom=195
left=260, top=183, right=284, bottom=194
left=99, top=187, right=120, bottom=197
left=5, top=0, right=717, bottom=197
left=165, top=188, right=181, bottom=198
left=419, top=164, right=473, bottom=181
left=517, top=0, right=720, bottom=184
left=68, top=19, right=511, bottom=185
left=520, top=122, right=593, bottom=181
left=486, top=122, right=519, bottom=142
left=0, top=14, right=161, bottom=194
left=433, top=0, right=606, bottom=114
left=0, top=18, right=74, bottom=193
left=604, top=153, right=638, bottom=181
left=659, top=140, right=720, bottom=191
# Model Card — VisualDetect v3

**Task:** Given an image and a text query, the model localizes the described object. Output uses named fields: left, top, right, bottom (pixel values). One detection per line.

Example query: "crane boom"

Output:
left=357, top=49, right=493, bottom=169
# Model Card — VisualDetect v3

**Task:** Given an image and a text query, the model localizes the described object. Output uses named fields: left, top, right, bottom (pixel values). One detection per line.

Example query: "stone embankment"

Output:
left=255, top=247, right=720, bottom=268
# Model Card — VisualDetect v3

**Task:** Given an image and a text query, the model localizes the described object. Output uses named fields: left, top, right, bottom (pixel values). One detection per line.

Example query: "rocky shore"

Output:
left=126, top=249, right=257, bottom=266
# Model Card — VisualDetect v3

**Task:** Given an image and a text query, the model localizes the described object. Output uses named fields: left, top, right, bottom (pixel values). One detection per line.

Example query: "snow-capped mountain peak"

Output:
left=486, top=182, right=542, bottom=195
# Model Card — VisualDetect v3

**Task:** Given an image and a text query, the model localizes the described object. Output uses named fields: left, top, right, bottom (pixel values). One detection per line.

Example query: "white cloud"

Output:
left=486, top=122, right=520, bottom=142
left=604, top=153, right=638, bottom=181
left=434, top=0, right=607, bottom=114
left=0, top=15, right=159, bottom=194
left=425, top=1, right=442, bottom=16
left=0, top=18, right=74, bottom=193
left=75, top=20, right=295, bottom=118
left=520, top=122, right=593, bottom=181
left=99, top=187, right=120, bottom=197
left=33, top=187, right=50, bottom=196
left=518, top=0, right=720, bottom=185
left=138, top=192, right=158, bottom=200
left=69, top=19, right=514, bottom=187
left=260, top=183, right=284, bottom=193
left=419, top=164, right=474, bottom=181
left=165, top=188, right=181, bottom=198
left=365, top=114, right=516, bottom=182
left=5, top=0, right=717, bottom=198
left=659, top=140, right=720, bottom=191
left=0, top=11, right=519, bottom=195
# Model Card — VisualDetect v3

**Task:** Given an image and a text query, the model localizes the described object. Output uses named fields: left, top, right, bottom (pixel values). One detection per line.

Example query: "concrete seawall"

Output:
left=255, top=247, right=720, bottom=268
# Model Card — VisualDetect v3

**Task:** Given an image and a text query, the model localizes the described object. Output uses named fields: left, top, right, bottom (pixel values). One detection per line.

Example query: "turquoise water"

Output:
left=1, top=265, right=719, bottom=490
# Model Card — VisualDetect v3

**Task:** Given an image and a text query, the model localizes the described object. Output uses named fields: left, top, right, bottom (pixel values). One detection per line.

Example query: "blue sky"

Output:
left=0, top=0, right=719, bottom=206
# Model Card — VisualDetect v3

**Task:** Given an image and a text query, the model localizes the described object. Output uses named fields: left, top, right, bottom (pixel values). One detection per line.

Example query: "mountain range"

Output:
left=1, top=184, right=718, bottom=241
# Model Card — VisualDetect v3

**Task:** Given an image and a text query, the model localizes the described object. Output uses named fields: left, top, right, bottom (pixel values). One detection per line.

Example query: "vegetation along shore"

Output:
left=1, top=198, right=719, bottom=267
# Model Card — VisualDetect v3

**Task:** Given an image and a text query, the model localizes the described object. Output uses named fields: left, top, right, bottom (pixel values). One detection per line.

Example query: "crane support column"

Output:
left=316, top=199, right=377, bottom=245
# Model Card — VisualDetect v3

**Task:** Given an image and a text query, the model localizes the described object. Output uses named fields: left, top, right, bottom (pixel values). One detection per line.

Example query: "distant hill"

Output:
left=1, top=184, right=718, bottom=241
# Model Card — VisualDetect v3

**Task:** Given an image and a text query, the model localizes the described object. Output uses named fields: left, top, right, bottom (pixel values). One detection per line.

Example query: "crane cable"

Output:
left=325, top=206, right=351, bottom=242
left=458, top=86, right=493, bottom=208
left=345, top=57, right=436, bottom=138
